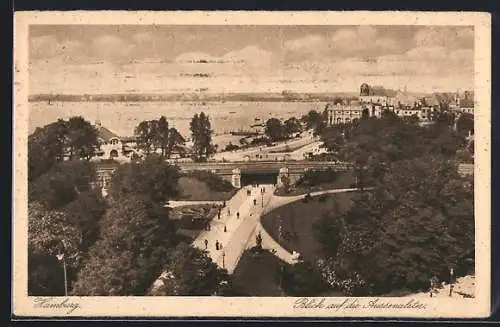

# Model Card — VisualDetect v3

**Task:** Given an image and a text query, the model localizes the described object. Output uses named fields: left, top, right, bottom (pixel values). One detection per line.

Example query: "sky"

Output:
left=29, top=25, right=474, bottom=95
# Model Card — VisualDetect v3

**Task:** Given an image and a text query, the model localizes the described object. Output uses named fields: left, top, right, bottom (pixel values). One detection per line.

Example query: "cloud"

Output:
left=91, top=35, right=134, bottom=59
left=223, top=46, right=275, bottom=66
left=414, top=26, right=474, bottom=49
left=132, top=32, right=153, bottom=44
left=283, top=35, right=326, bottom=53
left=30, top=35, right=84, bottom=61
left=175, top=46, right=276, bottom=67
left=284, top=27, right=399, bottom=61
left=406, top=46, right=448, bottom=60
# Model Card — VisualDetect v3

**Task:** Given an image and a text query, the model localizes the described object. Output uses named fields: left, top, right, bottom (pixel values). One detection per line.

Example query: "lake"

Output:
left=29, top=101, right=328, bottom=148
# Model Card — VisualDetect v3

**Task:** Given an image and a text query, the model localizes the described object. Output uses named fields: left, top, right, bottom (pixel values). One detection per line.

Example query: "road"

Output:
left=191, top=184, right=276, bottom=274
left=191, top=186, right=367, bottom=273
left=212, top=132, right=318, bottom=162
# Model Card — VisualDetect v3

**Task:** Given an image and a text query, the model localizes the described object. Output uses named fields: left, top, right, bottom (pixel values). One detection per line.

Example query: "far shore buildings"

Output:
left=326, top=83, right=474, bottom=126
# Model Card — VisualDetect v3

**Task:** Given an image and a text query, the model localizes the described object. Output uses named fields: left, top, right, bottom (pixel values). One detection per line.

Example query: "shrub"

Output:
left=282, top=261, right=329, bottom=296
left=224, top=142, right=239, bottom=152
left=296, top=168, right=339, bottom=187
left=185, top=171, right=234, bottom=192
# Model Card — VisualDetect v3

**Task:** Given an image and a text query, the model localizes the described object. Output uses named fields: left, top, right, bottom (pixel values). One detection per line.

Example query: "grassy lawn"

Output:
left=231, top=249, right=285, bottom=296
left=175, top=176, right=237, bottom=201
left=275, top=171, right=356, bottom=196
left=232, top=192, right=355, bottom=297
left=261, top=192, right=354, bottom=262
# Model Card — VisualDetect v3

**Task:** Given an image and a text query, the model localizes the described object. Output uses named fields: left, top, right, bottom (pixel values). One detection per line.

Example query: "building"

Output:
left=449, top=90, right=474, bottom=115
left=93, top=121, right=139, bottom=162
left=327, top=101, right=364, bottom=124
left=359, top=83, right=397, bottom=107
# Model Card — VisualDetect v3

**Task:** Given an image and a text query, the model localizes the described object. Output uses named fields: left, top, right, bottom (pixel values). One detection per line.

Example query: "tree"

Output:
left=29, top=248, right=66, bottom=296
left=283, top=117, right=301, bottom=136
left=282, top=261, right=329, bottom=296
left=318, top=157, right=474, bottom=295
left=65, top=116, right=100, bottom=160
left=156, top=116, right=169, bottom=157
left=107, top=155, right=180, bottom=203
left=190, top=112, right=216, bottom=161
left=302, top=110, right=324, bottom=130
left=265, top=118, right=284, bottom=142
left=135, top=120, right=158, bottom=155
left=28, top=202, right=85, bottom=295
left=456, top=113, right=474, bottom=137
left=149, top=242, right=229, bottom=296
left=72, top=195, right=177, bottom=295
left=28, top=120, right=68, bottom=181
left=29, top=160, right=96, bottom=210
left=63, top=190, right=107, bottom=251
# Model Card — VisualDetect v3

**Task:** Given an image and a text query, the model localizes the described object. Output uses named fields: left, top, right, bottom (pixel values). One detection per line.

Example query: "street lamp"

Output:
left=261, top=188, right=264, bottom=208
left=222, top=252, right=226, bottom=269
left=56, top=253, right=68, bottom=296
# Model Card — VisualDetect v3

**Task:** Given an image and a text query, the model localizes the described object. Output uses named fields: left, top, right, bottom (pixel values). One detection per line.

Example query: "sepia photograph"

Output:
left=13, top=11, right=491, bottom=318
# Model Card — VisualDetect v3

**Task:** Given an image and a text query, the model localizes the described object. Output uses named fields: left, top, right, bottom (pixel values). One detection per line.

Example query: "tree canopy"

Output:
left=71, top=194, right=177, bottom=295
left=135, top=116, right=185, bottom=157
left=29, top=159, right=96, bottom=210
left=149, top=242, right=229, bottom=296
left=189, top=112, right=215, bottom=161
left=313, top=111, right=474, bottom=295
left=106, top=155, right=180, bottom=203
left=28, top=117, right=99, bottom=180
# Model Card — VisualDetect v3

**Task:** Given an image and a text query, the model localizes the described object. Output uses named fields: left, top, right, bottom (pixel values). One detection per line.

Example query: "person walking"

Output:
left=215, top=241, right=220, bottom=250
left=236, top=212, right=240, bottom=219
left=204, top=239, right=208, bottom=249
left=224, top=225, right=227, bottom=232
left=218, top=210, right=221, bottom=220
left=253, top=199, right=257, bottom=205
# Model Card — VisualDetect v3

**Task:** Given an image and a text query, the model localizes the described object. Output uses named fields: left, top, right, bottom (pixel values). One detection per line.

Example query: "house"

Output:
left=93, top=121, right=139, bottom=162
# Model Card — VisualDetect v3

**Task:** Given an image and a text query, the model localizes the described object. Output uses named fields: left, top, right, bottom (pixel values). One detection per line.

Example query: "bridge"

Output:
left=94, top=160, right=352, bottom=190
left=176, top=161, right=352, bottom=188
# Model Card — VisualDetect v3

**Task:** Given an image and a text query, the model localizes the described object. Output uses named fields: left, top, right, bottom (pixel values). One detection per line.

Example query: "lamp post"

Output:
left=261, top=188, right=264, bottom=208
left=278, top=215, right=284, bottom=291
left=56, top=253, right=68, bottom=296
left=449, top=268, right=455, bottom=297
left=222, top=251, right=226, bottom=269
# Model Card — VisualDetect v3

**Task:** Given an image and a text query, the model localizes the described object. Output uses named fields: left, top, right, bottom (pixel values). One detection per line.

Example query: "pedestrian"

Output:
left=253, top=199, right=257, bottom=205
left=215, top=241, right=219, bottom=250
left=224, top=225, right=227, bottom=232
left=204, top=239, right=208, bottom=249
left=237, top=212, right=240, bottom=219
left=223, top=200, right=226, bottom=207
left=228, top=208, right=231, bottom=216
left=218, top=210, right=221, bottom=220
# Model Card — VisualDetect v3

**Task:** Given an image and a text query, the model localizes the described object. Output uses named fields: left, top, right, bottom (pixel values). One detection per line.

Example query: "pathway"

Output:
left=191, top=184, right=276, bottom=274
left=166, top=200, right=223, bottom=209
left=267, top=187, right=367, bottom=212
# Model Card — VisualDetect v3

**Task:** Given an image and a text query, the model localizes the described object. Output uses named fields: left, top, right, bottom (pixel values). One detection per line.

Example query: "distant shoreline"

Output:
left=28, top=92, right=359, bottom=103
